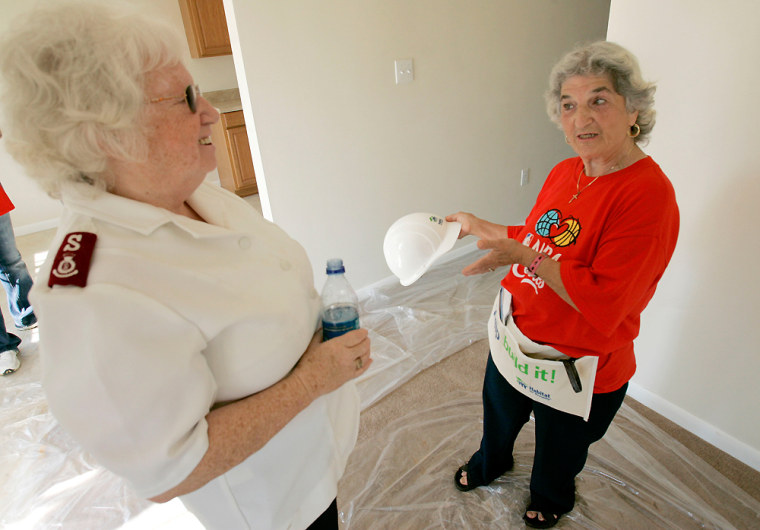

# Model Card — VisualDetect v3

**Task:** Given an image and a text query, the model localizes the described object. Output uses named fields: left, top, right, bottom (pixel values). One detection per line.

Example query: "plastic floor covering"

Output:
left=2, top=248, right=759, bottom=528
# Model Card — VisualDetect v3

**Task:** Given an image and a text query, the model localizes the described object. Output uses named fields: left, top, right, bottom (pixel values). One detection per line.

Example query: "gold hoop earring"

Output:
left=628, top=123, right=641, bottom=138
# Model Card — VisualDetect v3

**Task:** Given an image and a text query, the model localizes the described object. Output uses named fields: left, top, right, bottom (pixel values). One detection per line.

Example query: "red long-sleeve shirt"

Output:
left=502, top=156, right=679, bottom=393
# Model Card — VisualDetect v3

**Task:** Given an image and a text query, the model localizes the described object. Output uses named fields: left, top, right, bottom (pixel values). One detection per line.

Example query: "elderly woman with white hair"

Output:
left=0, top=2, right=371, bottom=529
left=447, top=41, right=679, bottom=527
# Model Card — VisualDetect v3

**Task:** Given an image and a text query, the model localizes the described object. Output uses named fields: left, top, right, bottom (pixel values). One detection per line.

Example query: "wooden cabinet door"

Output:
left=178, top=0, right=232, bottom=58
left=212, top=111, right=258, bottom=197
left=225, top=113, right=258, bottom=195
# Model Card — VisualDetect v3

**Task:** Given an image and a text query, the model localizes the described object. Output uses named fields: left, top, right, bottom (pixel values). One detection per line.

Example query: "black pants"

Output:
left=465, top=354, right=627, bottom=514
left=307, top=499, right=338, bottom=530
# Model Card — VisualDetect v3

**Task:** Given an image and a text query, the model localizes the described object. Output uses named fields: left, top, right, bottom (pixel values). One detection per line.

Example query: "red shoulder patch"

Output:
left=48, top=232, right=97, bottom=288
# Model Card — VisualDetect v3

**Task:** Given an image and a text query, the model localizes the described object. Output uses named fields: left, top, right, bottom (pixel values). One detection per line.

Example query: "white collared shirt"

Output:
left=32, top=181, right=359, bottom=529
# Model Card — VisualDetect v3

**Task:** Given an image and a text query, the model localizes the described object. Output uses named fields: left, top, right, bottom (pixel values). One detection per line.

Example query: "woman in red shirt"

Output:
left=448, top=41, right=679, bottom=528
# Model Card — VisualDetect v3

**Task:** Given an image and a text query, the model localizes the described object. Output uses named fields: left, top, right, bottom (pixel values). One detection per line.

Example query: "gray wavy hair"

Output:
left=545, top=41, right=656, bottom=144
left=0, top=1, right=186, bottom=197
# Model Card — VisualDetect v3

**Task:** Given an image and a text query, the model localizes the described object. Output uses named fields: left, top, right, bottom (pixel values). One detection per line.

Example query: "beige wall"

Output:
left=608, top=0, right=760, bottom=469
left=0, top=0, right=238, bottom=234
left=224, top=0, right=610, bottom=290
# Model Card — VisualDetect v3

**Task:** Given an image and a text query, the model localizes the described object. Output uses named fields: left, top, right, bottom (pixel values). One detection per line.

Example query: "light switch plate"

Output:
left=520, top=168, right=530, bottom=186
left=395, top=59, right=414, bottom=84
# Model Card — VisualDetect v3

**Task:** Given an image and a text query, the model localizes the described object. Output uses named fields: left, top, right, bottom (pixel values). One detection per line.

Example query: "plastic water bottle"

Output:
left=321, top=258, right=360, bottom=340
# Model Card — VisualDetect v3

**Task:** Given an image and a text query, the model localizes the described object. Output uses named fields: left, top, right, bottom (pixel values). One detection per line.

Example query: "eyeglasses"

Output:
left=148, top=84, right=201, bottom=113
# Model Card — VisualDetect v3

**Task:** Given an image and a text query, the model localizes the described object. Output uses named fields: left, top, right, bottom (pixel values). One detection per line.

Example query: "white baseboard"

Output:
left=627, top=382, right=760, bottom=472
left=14, top=218, right=59, bottom=237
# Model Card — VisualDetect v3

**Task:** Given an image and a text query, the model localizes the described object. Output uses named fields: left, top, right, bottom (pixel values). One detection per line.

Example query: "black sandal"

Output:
left=523, top=506, right=560, bottom=528
left=453, top=464, right=481, bottom=492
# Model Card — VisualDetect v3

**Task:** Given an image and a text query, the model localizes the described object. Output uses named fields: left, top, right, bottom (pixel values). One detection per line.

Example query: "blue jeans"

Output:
left=0, top=213, right=35, bottom=352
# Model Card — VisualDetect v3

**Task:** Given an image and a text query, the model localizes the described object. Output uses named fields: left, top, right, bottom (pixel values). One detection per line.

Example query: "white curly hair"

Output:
left=0, top=1, right=187, bottom=197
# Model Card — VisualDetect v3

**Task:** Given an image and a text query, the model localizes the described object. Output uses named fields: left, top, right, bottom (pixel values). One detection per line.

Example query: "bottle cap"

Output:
left=326, top=258, right=345, bottom=274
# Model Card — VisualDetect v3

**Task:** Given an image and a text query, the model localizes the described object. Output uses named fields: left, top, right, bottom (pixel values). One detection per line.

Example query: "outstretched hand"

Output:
left=292, top=329, right=371, bottom=400
left=461, top=238, right=530, bottom=276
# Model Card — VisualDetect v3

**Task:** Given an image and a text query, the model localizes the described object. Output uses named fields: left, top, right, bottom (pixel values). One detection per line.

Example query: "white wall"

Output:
left=0, top=141, right=61, bottom=234
left=608, top=0, right=760, bottom=470
left=0, top=0, right=239, bottom=235
left=224, top=0, right=609, bottom=290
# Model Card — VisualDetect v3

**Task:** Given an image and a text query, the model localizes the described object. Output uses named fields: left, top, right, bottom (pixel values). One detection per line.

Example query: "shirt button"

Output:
left=238, top=237, right=251, bottom=250
left=280, top=259, right=292, bottom=271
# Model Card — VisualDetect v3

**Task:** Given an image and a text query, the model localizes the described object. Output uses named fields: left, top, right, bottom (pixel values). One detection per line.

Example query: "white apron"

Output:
left=488, top=288, right=598, bottom=421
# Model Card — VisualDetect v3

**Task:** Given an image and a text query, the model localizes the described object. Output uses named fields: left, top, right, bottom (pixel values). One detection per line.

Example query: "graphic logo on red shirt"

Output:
left=535, top=209, right=581, bottom=247
left=509, top=210, right=577, bottom=295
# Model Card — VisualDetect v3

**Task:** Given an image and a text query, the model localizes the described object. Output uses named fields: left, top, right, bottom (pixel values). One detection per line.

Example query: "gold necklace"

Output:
left=569, top=170, right=599, bottom=203
left=569, top=143, right=636, bottom=204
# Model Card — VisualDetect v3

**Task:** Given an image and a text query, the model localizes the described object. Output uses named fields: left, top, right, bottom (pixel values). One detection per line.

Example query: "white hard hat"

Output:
left=383, top=212, right=462, bottom=286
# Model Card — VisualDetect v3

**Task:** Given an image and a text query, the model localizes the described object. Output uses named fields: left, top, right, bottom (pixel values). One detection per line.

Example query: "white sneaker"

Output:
left=0, top=349, right=20, bottom=375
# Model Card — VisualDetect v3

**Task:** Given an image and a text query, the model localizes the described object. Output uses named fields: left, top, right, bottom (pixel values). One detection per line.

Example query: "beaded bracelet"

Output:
left=527, top=253, right=548, bottom=278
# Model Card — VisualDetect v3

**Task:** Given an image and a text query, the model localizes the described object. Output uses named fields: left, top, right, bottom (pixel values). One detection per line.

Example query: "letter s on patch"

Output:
left=48, top=232, right=97, bottom=288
